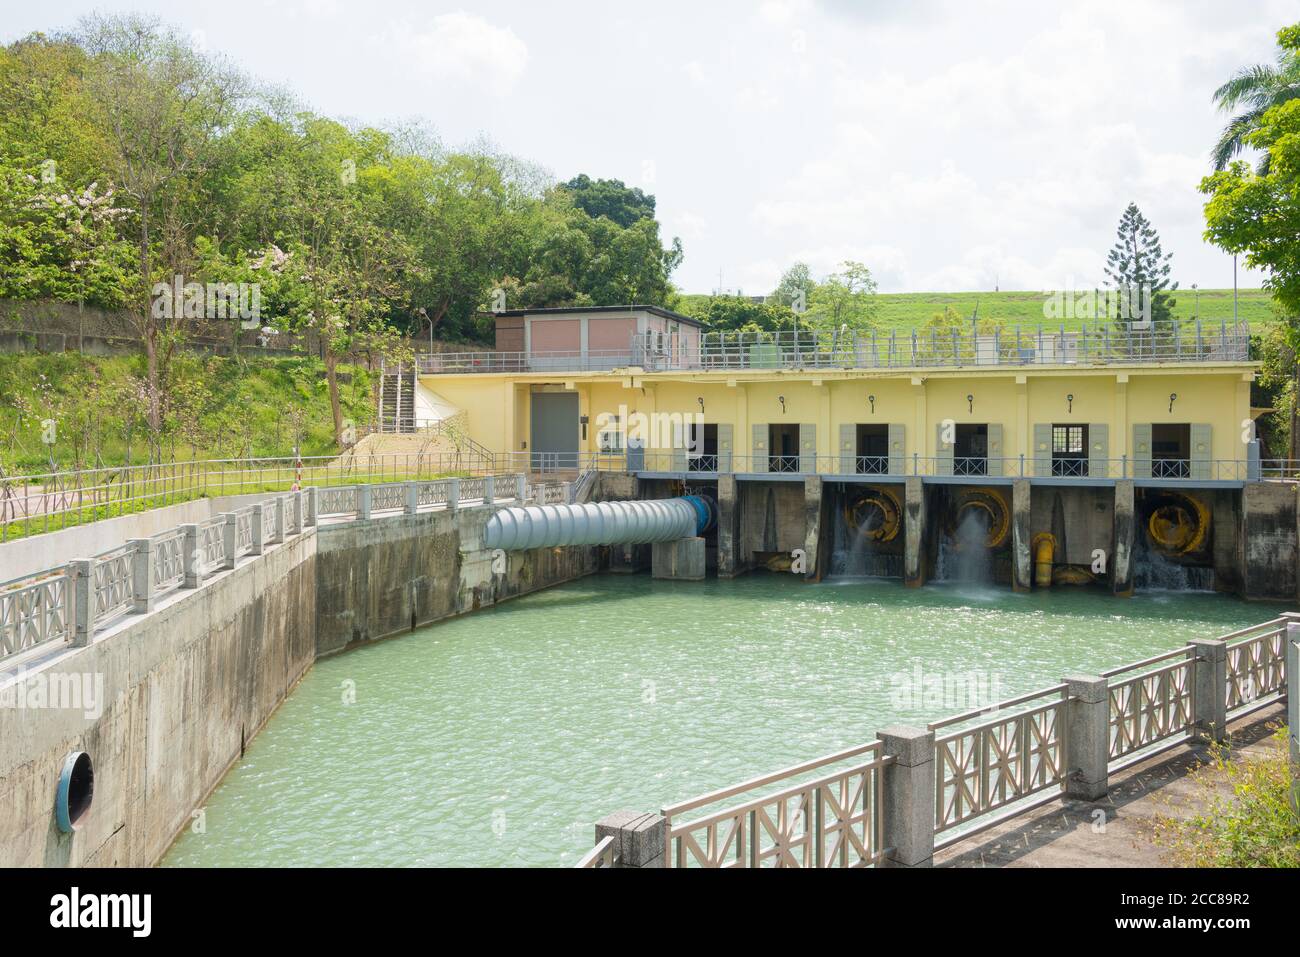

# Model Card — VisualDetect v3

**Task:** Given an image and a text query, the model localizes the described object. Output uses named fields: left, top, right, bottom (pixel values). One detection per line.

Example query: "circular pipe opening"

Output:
left=56, top=750, right=94, bottom=833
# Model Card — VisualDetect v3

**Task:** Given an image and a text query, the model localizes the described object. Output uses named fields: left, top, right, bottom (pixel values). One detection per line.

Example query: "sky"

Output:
left=3, top=0, right=1290, bottom=294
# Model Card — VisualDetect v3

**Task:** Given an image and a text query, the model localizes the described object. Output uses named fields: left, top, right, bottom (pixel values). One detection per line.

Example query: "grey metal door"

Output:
left=530, top=392, right=579, bottom=471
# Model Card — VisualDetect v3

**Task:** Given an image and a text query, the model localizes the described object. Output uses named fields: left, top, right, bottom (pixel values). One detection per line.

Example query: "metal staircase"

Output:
left=378, top=364, right=416, bottom=433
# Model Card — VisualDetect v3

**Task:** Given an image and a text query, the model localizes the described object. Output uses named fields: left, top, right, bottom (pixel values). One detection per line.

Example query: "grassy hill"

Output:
left=0, top=351, right=375, bottom=475
left=676, top=288, right=1279, bottom=330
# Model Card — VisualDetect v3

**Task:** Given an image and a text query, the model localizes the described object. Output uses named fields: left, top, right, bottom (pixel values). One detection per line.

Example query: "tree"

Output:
left=0, top=164, right=134, bottom=307
left=1203, top=49, right=1300, bottom=455
left=69, top=13, right=248, bottom=449
left=804, top=261, right=879, bottom=331
left=770, top=262, right=813, bottom=311
left=560, top=174, right=655, bottom=228
left=1103, top=203, right=1177, bottom=324
left=1211, top=24, right=1300, bottom=172
left=674, top=294, right=798, bottom=333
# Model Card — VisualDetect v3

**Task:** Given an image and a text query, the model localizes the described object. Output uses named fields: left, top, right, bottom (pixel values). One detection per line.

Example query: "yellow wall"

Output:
left=420, top=366, right=1255, bottom=472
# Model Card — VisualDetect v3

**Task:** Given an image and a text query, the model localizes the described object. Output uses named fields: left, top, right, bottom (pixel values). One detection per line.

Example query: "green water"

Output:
left=161, top=574, right=1266, bottom=867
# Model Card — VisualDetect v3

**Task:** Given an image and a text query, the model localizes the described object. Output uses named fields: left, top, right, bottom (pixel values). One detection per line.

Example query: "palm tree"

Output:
left=1211, top=40, right=1300, bottom=172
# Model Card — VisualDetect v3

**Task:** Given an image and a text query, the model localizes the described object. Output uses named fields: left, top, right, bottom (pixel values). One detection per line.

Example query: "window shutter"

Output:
left=1088, top=423, right=1108, bottom=479
left=751, top=424, right=768, bottom=473
left=935, top=423, right=953, bottom=476
left=717, top=423, right=733, bottom=473
left=888, top=423, right=905, bottom=476
left=1033, top=424, right=1052, bottom=478
left=839, top=423, right=856, bottom=474
left=987, top=423, right=1004, bottom=476
left=1132, top=424, right=1152, bottom=479
left=799, top=423, right=817, bottom=473
left=671, top=420, right=686, bottom=471
left=1190, top=424, right=1212, bottom=480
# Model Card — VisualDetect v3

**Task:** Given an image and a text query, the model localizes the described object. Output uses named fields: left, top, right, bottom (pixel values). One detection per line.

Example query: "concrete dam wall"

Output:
left=0, top=487, right=607, bottom=867
left=0, top=530, right=317, bottom=867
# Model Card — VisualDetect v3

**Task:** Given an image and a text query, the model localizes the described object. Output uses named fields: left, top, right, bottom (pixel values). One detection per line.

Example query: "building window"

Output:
left=1051, top=424, right=1088, bottom=477
left=1052, top=426, right=1084, bottom=454
left=597, top=415, right=624, bottom=453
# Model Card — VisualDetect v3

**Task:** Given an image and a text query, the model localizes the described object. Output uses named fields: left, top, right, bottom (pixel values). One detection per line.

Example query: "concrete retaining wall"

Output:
left=314, top=506, right=601, bottom=657
left=0, top=530, right=317, bottom=867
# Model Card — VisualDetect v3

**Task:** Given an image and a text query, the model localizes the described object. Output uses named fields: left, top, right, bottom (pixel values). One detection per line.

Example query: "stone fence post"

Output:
left=447, top=478, right=460, bottom=512
left=128, top=538, right=154, bottom=614
left=305, top=487, right=318, bottom=526
left=404, top=480, right=420, bottom=515
left=594, top=811, right=665, bottom=868
left=292, top=489, right=304, bottom=533
left=1063, top=675, right=1109, bottom=799
left=483, top=475, right=496, bottom=505
left=181, top=524, right=201, bottom=588
left=221, top=513, right=237, bottom=569
left=876, top=725, right=935, bottom=867
left=250, top=504, right=265, bottom=555
left=69, top=559, right=95, bottom=647
left=1188, top=638, right=1228, bottom=744
left=357, top=485, right=372, bottom=521
left=515, top=473, right=527, bottom=501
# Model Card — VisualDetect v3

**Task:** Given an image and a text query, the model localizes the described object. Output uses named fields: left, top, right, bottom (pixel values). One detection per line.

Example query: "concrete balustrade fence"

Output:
left=0, top=474, right=562, bottom=669
left=589, top=616, right=1296, bottom=868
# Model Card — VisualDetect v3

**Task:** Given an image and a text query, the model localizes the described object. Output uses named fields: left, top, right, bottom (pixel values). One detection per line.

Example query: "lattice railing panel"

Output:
left=1108, top=658, right=1194, bottom=760
left=665, top=749, right=889, bottom=868
left=92, top=545, right=134, bottom=623
left=935, top=697, right=1065, bottom=832
left=0, top=572, right=70, bottom=660
left=1226, top=627, right=1286, bottom=713
left=152, top=528, right=186, bottom=595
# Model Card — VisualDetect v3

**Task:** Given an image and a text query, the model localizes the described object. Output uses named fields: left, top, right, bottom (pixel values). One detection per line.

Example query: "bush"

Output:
left=1152, top=725, right=1300, bottom=867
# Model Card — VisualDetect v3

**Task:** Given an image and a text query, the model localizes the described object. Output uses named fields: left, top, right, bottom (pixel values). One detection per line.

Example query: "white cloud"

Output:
left=379, top=13, right=528, bottom=96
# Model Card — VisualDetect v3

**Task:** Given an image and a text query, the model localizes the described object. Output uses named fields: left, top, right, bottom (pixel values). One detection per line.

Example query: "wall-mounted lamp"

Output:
left=580, top=414, right=589, bottom=440
left=1169, top=392, right=1177, bottom=413
left=868, top=394, right=876, bottom=414
left=966, top=394, right=974, bottom=413
left=697, top=396, right=705, bottom=413
left=1067, top=393, right=1074, bottom=413
left=778, top=395, right=787, bottom=414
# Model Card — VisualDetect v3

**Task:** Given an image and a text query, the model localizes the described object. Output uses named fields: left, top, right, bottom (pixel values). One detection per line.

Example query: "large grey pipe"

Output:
left=483, top=496, right=714, bottom=551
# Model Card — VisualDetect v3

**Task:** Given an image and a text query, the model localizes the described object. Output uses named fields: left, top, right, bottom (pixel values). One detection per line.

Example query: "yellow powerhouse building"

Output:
left=394, top=305, right=1258, bottom=484
left=372, top=305, right=1295, bottom=601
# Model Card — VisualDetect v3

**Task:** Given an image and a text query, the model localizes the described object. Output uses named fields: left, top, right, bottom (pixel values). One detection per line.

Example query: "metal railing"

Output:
left=1104, top=648, right=1197, bottom=765
left=0, top=475, right=548, bottom=667
left=0, top=568, right=71, bottom=661
left=588, top=614, right=1294, bottom=867
left=622, top=450, right=1256, bottom=482
left=575, top=836, right=619, bottom=869
left=419, top=320, right=1251, bottom=376
left=661, top=741, right=893, bottom=868
left=930, top=684, right=1070, bottom=835
left=0, top=453, right=530, bottom=543
left=1225, top=619, right=1288, bottom=715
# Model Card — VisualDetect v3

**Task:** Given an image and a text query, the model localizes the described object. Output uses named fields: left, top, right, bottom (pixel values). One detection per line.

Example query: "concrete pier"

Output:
left=716, top=475, right=745, bottom=578
left=904, top=477, right=926, bottom=588
left=1241, top=481, right=1299, bottom=601
left=1112, top=480, right=1135, bottom=596
left=803, top=476, right=825, bottom=582
left=652, top=537, right=706, bottom=581
left=1011, top=479, right=1032, bottom=592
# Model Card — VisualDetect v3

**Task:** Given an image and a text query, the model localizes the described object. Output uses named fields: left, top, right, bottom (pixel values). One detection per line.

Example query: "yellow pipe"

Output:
left=1146, top=492, right=1210, bottom=555
left=844, top=487, right=902, bottom=543
left=1031, top=532, right=1056, bottom=588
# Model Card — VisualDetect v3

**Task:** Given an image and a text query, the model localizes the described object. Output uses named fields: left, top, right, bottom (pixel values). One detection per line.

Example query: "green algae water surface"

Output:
left=161, top=574, right=1266, bottom=867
